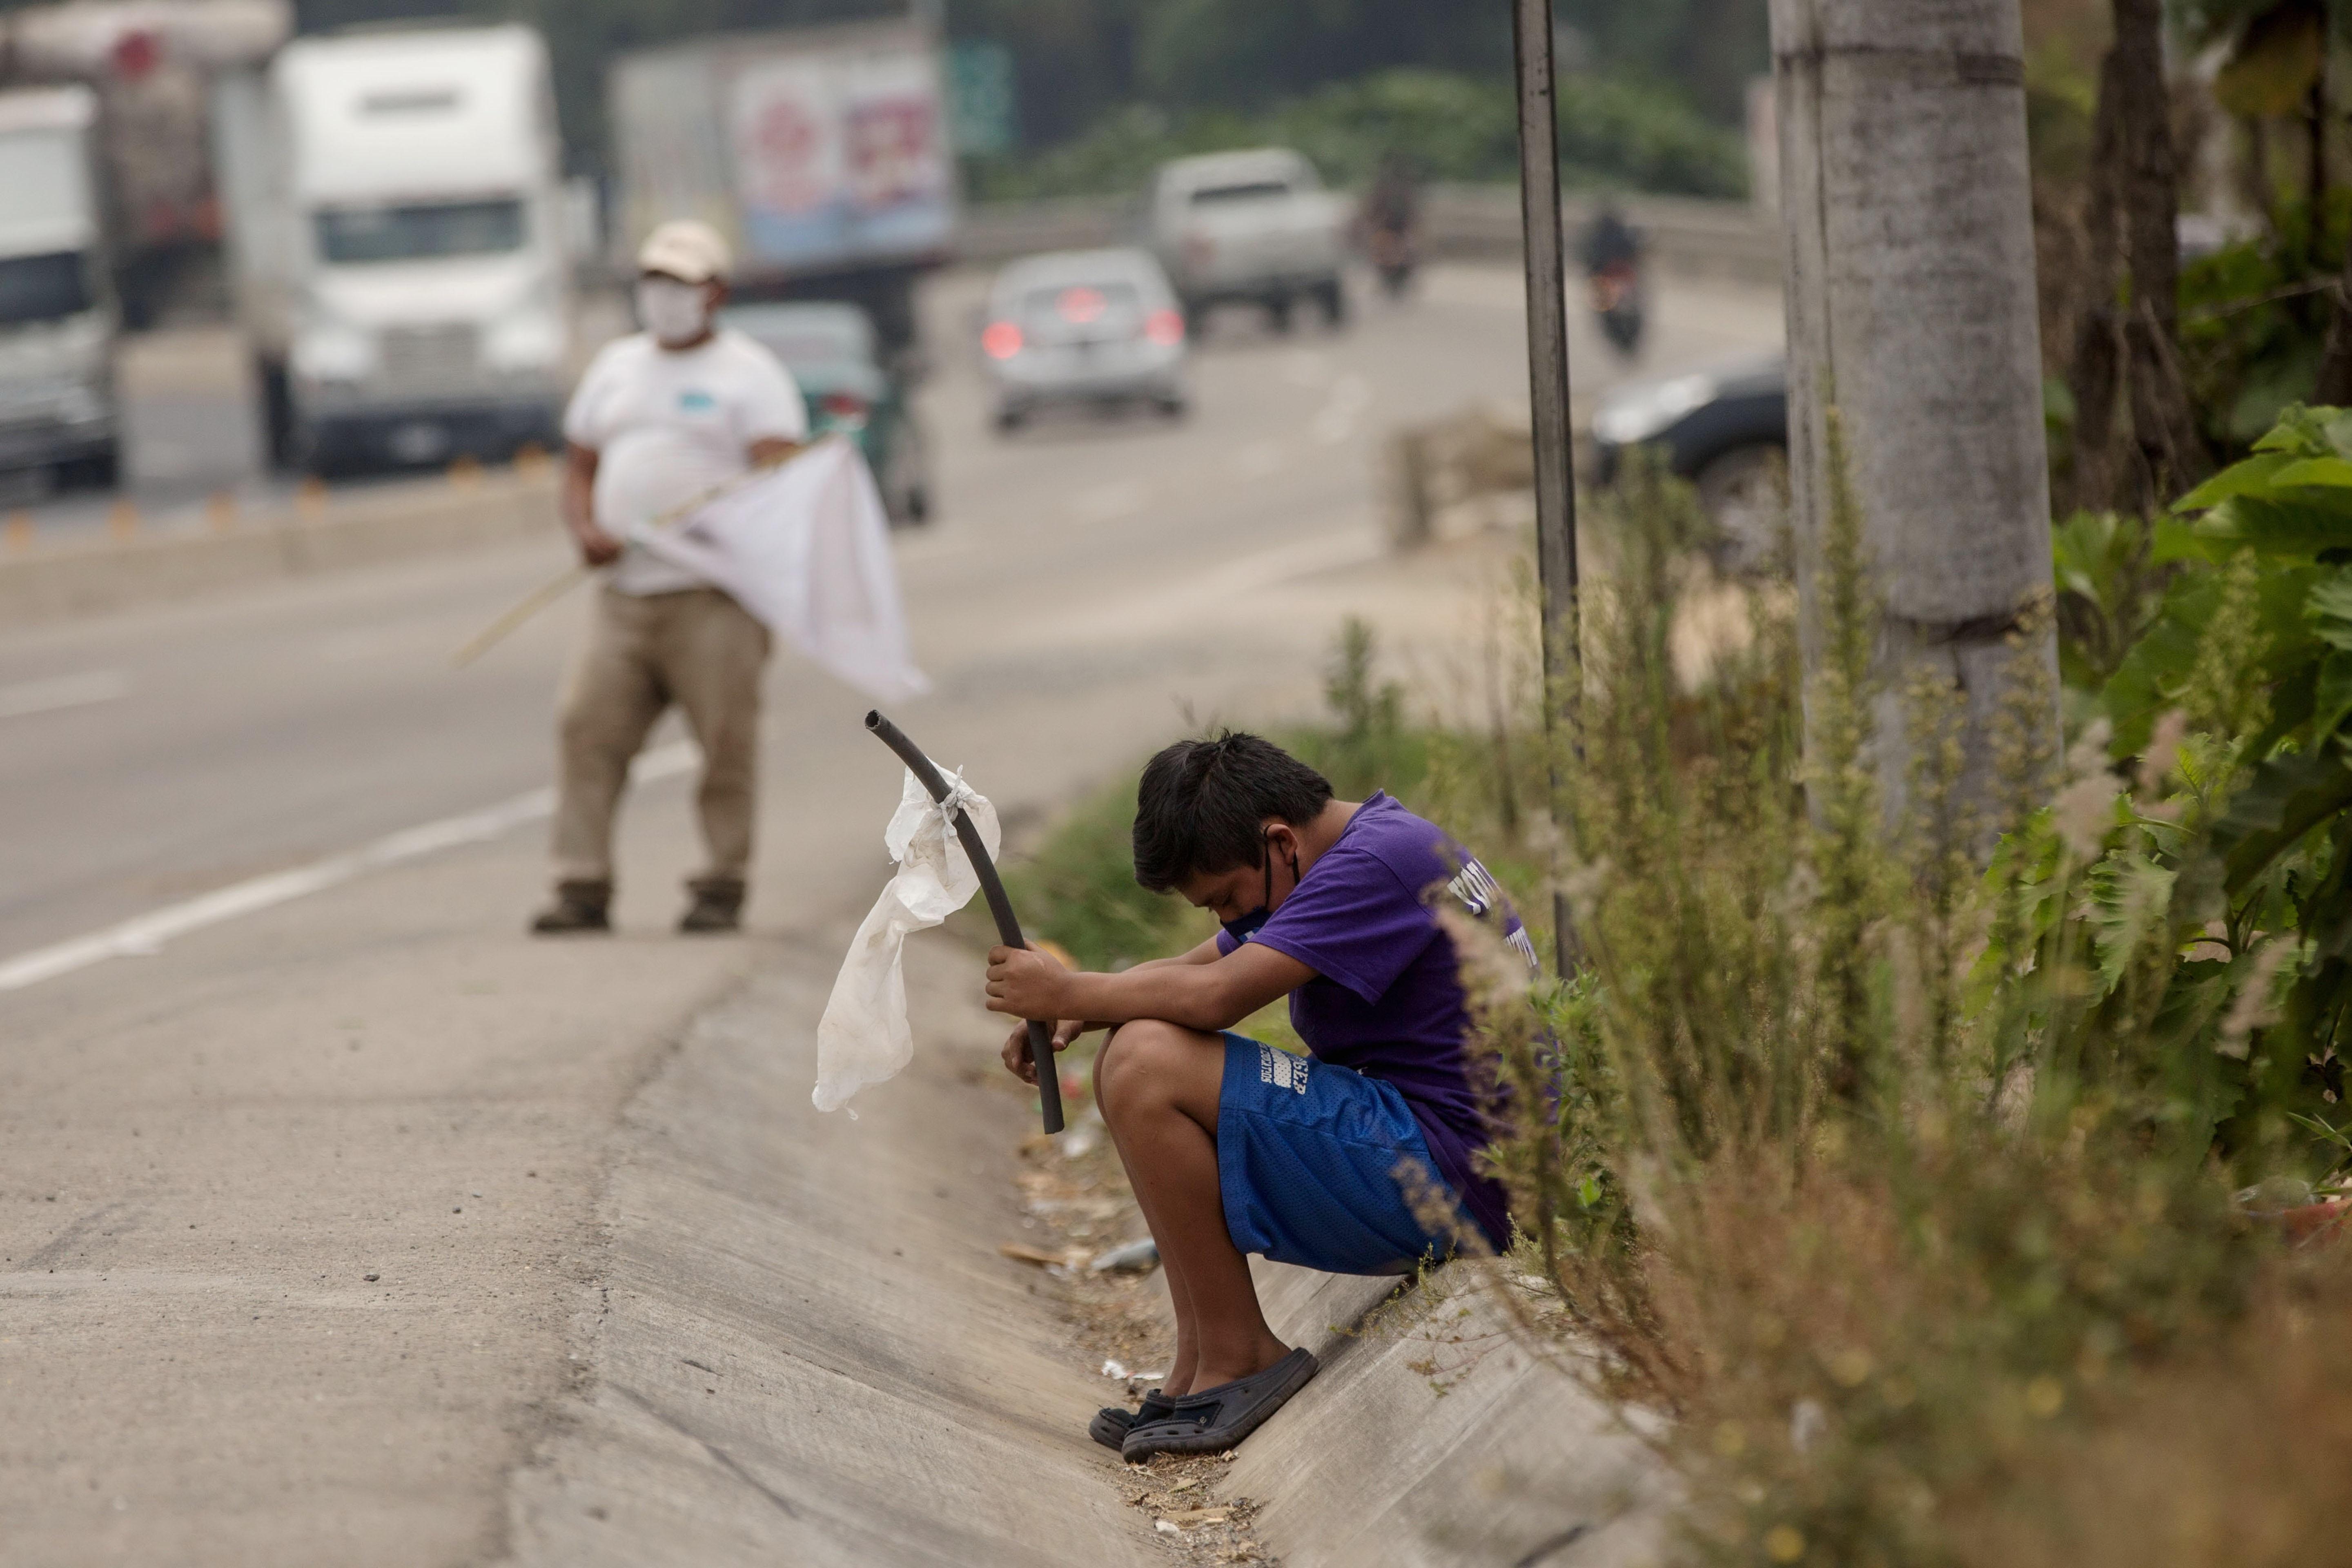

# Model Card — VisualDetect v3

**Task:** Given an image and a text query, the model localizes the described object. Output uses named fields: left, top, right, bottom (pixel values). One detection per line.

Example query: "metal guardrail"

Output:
left=957, top=183, right=1782, bottom=286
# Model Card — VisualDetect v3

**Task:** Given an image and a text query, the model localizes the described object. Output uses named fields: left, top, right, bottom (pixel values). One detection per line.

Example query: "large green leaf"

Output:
left=2271, top=457, right=2352, bottom=489
left=2176, top=451, right=2297, bottom=511
left=2308, top=568, right=2352, bottom=650
left=2218, top=748, right=2352, bottom=892
left=2201, top=494, right=2352, bottom=555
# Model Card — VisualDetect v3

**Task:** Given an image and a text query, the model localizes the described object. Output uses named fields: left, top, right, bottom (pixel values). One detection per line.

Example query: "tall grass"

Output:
left=1466, top=428, right=2352, bottom=1565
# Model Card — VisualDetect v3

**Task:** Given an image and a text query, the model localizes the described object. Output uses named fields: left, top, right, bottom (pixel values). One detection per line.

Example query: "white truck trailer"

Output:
left=608, top=18, right=956, bottom=356
left=0, top=84, right=118, bottom=488
left=212, top=23, right=570, bottom=473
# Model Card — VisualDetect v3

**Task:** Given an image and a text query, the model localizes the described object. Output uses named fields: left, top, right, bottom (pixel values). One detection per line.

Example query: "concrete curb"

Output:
left=1232, top=1261, right=1668, bottom=1567
left=0, top=469, right=558, bottom=629
left=1138, top=1258, right=1668, bottom=1566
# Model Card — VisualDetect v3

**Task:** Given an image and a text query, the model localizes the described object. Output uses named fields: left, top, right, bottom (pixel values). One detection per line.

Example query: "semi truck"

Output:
left=0, top=85, right=119, bottom=489
left=212, top=23, right=571, bottom=473
left=608, top=18, right=957, bottom=357
left=1, top=0, right=290, bottom=327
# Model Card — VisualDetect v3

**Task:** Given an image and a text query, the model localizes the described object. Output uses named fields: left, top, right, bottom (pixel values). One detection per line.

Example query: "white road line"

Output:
left=0, top=739, right=699, bottom=993
left=1281, top=349, right=1331, bottom=387
left=1232, top=440, right=1288, bottom=479
left=0, top=671, right=130, bottom=721
left=1310, top=374, right=1373, bottom=445
left=1071, top=480, right=1149, bottom=523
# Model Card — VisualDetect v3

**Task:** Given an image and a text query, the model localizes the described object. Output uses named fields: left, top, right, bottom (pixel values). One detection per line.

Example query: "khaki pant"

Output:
left=552, top=586, right=770, bottom=886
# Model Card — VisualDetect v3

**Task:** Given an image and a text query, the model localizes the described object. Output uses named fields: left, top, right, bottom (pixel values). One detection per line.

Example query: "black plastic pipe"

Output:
left=865, top=710, right=1065, bottom=1134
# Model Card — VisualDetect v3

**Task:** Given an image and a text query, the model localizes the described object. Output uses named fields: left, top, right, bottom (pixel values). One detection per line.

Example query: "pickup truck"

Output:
left=1145, top=148, right=1350, bottom=336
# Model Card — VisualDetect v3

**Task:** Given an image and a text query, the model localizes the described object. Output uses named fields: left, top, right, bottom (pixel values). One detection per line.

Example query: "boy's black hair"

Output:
left=1132, top=732, right=1335, bottom=891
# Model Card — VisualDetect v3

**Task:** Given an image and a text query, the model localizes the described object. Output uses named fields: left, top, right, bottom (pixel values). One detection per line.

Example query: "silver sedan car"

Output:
left=980, top=248, right=1189, bottom=432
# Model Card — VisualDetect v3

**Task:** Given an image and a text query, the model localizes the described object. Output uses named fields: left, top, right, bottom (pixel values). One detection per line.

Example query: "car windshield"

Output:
left=314, top=199, right=526, bottom=265
left=1013, top=280, right=1146, bottom=333
left=0, top=251, right=93, bottom=325
left=726, top=307, right=873, bottom=370
left=1189, top=180, right=1294, bottom=205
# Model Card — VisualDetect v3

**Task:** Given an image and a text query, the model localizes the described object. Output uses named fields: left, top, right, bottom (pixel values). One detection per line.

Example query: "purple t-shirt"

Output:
left=1215, top=793, right=1535, bottom=1248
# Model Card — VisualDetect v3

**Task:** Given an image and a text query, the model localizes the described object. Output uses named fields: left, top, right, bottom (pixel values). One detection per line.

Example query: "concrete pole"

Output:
left=1771, top=0, right=2058, bottom=833
left=1510, top=0, right=1583, bottom=977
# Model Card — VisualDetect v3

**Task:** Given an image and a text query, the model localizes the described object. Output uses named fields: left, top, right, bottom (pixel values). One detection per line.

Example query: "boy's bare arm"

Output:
left=993, top=937, right=1233, bottom=1085
left=988, top=940, right=1311, bottom=1036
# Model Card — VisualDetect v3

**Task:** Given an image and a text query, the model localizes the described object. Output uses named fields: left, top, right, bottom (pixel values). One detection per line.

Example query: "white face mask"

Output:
left=635, top=277, right=710, bottom=346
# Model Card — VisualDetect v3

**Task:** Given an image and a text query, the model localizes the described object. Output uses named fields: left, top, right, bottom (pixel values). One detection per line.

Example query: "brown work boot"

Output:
left=531, top=879, right=611, bottom=935
left=678, top=876, right=745, bottom=934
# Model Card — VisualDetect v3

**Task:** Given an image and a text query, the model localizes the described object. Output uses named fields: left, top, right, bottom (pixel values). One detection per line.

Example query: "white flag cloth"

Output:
left=633, top=437, right=930, bottom=703
left=813, top=762, right=998, bottom=1114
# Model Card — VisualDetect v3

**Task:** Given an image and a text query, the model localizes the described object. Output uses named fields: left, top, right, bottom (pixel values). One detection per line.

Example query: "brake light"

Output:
left=1143, top=308, right=1184, bottom=347
left=981, top=321, right=1022, bottom=359
left=1058, top=286, right=1107, bottom=324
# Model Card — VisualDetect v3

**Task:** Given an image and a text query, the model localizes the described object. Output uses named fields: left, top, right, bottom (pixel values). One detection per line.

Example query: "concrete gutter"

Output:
left=0, top=467, right=559, bottom=630
left=500, top=939, right=1172, bottom=1567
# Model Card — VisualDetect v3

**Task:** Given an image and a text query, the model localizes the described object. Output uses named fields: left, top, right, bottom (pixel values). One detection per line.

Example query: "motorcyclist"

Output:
left=1363, top=151, right=1421, bottom=298
left=1579, top=201, right=1646, bottom=356
left=1579, top=201, right=1642, bottom=277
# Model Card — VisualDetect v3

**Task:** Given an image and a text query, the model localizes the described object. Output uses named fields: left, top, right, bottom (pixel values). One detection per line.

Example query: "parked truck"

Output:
left=2, top=0, right=290, bottom=328
left=0, top=84, right=119, bottom=489
left=607, top=18, right=957, bottom=357
left=212, top=23, right=571, bottom=473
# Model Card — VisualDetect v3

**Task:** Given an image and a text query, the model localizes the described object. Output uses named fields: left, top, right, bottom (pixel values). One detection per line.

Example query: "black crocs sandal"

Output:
left=1120, top=1348, right=1319, bottom=1460
left=1090, top=1390, right=1175, bottom=1450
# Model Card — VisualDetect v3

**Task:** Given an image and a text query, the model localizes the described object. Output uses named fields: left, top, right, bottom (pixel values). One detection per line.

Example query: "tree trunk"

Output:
left=1772, top=0, right=2058, bottom=841
left=2315, top=256, right=2352, bottom=405
left=2113, top=0, right=2208, bottom=499
left=2310, top=75, right=2330, bottom=241
left=2113, top=0, right=2180, bottom=342
left=2070, top=49, right=2127, bottom=515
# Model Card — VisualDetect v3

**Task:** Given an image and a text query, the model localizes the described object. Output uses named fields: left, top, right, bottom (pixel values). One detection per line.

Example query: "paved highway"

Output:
left=0, top=262, right=1780, bottom=1565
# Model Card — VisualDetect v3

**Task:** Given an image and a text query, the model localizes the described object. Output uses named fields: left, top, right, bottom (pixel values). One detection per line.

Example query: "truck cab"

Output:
left=216, top=24, right=570, bottom=474
left=0, top=86, right=118, bottom=490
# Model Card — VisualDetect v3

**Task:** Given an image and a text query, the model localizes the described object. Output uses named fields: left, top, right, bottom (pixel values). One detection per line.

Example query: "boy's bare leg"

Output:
left=1096, top=1046, right=1200, bottom=1394
left=1096, top=1020, right=1289, bottom=1392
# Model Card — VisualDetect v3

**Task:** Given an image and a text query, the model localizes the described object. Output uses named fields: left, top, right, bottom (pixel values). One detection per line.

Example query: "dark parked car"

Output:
left=722, top=302, right=931, bottom=526
left=1590, top=352, right=1787, bottom=564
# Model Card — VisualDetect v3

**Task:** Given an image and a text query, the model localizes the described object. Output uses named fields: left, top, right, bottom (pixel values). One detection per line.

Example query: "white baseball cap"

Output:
left=637, top=220, right=731, bottom=284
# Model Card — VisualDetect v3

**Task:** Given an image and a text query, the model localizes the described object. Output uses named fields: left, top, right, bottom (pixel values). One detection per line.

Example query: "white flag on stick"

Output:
left=633, top=437, right=931, bottom=703
left=813, top=763, right=997, bottom=1114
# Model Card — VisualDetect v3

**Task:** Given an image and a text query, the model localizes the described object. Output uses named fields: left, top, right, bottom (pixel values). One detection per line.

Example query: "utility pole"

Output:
left=1510, top=0, right=1582, bottom=979
left=1771, top=0, right=2057, bottom=834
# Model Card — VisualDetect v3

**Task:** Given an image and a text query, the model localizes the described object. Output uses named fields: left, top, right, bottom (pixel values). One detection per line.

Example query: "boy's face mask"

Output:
left=1220, top=829, right=1296, bottom=943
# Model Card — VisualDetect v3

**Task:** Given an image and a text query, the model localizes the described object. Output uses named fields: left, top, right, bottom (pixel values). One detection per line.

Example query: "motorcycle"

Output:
left=1368, top=221, right=1417, bottom=299
left=1589, top=259, right=1645, bottom=358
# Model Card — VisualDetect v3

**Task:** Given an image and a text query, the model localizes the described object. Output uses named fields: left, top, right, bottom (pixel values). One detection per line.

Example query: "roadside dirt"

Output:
left=998, top=1068, right=1279, bottom=1567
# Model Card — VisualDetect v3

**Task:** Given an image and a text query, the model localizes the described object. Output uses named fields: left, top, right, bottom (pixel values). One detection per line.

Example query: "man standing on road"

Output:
left=532, top=220, right=807, bottom=936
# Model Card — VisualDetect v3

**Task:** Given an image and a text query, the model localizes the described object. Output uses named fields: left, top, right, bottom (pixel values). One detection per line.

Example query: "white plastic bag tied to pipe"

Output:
left=814, top=762, right=998, bottom=1114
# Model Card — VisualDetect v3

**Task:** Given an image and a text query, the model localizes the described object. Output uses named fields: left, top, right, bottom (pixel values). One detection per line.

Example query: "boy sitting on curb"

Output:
left=984, top=732, right=1535, bottom=1461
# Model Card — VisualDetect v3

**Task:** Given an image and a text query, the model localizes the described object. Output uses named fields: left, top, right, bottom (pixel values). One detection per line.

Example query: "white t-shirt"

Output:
left=562, top=328, right=808, bottom=596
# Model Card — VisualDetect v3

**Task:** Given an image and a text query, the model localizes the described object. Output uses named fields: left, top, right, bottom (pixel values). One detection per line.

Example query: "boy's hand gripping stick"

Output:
left=864, top=710, right=1066, bottom=1134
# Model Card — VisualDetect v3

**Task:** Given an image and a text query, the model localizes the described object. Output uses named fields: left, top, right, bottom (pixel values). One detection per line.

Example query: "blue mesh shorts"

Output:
left=1215, top=1033, right=1474, bottom=1276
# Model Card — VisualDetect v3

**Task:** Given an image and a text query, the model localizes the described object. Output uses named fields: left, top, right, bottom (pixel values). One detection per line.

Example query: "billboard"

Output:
left=727, top=38, right=953, bottom=273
